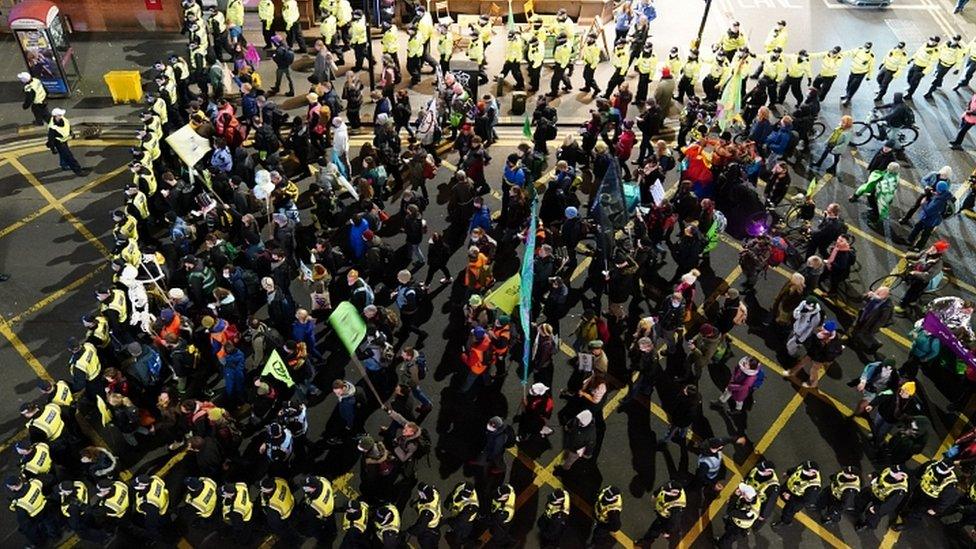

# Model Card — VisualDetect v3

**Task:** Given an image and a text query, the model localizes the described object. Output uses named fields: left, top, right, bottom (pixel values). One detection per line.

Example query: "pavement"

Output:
left=3, top=1, right=976, bottom=548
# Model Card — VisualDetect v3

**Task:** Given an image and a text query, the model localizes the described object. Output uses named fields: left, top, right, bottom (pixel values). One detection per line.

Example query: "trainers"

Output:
left=439, top=276, right=453, bottom=284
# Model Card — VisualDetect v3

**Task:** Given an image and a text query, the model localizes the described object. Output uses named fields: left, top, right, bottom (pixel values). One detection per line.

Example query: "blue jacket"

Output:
left=764, top=125, right=793, bottom=155
left=349, top=218, right=370, bottom=259
left=918, top=189, right=953, bottom=227
left=748, top=119, right=774, bottom=144
left=222, top=349, right=246, bottom=374
left=468, top=206, right=492, bottom=234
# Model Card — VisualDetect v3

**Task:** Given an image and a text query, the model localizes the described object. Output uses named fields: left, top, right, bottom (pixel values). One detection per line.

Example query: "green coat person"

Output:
left=852, top=162, right=901, bottom=221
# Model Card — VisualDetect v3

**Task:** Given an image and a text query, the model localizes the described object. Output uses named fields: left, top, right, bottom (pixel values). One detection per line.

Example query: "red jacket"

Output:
left=616, top=130, right=636, bottom=160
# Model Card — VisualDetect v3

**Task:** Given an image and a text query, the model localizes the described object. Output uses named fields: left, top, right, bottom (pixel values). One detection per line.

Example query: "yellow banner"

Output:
left=484, top=273, right=521, bottom=314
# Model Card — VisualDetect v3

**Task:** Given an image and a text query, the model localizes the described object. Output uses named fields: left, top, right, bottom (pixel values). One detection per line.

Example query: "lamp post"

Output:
left=693, top=0, right=713, bottom=50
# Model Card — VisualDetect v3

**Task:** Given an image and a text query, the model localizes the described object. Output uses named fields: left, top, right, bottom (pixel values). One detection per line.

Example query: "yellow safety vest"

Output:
left=407, top=34, right=424, bottom=58
left=966, top=39, right=976, bottom=61
left=10, top=479, right=46, bottom=517
left=449, top=486, right=478, bottom=519
left=101, top=289, right=129, bottom=324
left=171, top=57, right=189, bottom=81
left=30, top=403, right=65, bottom=441
left=135, top=170, right=157, bottom=196
left=528, top=41, right=544, bottom=68
left=655, top=489, right=686, bottom=518
left=60, top=481, right=88, bottom=517
left=336, top=0, right=352, bottom=26
left=765, top=28, right=787, bottom=53
left=666, top=56, right=683, bottom=77
left=136, top=476, right=170, bottom=516
left=49, top=118, right=71, bottom=143
left=920, top=466, right=956, bottom=499
left=416, top=491, right=441, bottom=528
left=708, top=59, right=728, bottom=79
left=185, top=478, right=218, bottom=518
left=129, top=191, right=150, bottom=220
left=612, top=47, right=631, bottom=76
left=544, top=495, right=570, bottom=518
left=467, top=37, right=484, bottom=64
left=785, top=469, right=821, bottom=496
left=258, top=0, right=274, bottom=29
left=594, top=495, right=622, bottom=523
left=830, top=473, right=860, bottom=500
left=938, top=43, right=965, bottom=68
left=342, top=502, right=370, bottom=532
left=682, top=60, right=701, bottom=80
left=25, top=78, right=46, bottom=104
left=819, top=53, right=845, bottom=77
left=477, top=22, right=491, bottom=45
left=102, top=482, right=130, bottom=518
left=881, top=49, right=908, bottom=75
left=491, top=489, right=515, bottom=523
left=117, top=239, right=142, bottom=268
left=320, top=16, right=337, bottom=43
left=636, top=54, right=658, bottom=76
left=761, top=57, right=786, bottom=81
left=746, top=469, right=780, bottom=502
left=505, top=38, right=523, bottom=63
left=306, top=478, right=335, bottom=519
left=22, top=443, right=52, bottom=475
left=849, top=49, right=875, bottom=75
left=911, top=46, right=939, bottom=75
left=870, top=471, right=908, bottom=501
left=582, top=44, right=601, bottom=69
left=382, top=28, right=399, bottom=53
left=210, top=11, right=227, bottom=34
left=721, top=32, right=746, bottom=53
left=223, top=483, right=253, bottom=523
left=189, top=42, right=208, bottom=71
left=554, top=44, right=572, bottom=68
left=350, top=20, right=367, bottom=45
left=282, top=0, right=299, bottom=28
left=261, top=478, right=295, bottom=520
left=730, top=496, right=761, bottom=529
left=50, top=380, right=74, bottom=407
left=374, top=504, right=400, bottom=540
left=226, top=0, right=244, bottom=28
left=437, top=32, right=453, bottom=60
left=786, top=57, right=812, bottom=79
left=87, top=317, right=110, bottom=348
left=150, top=96, right=168, bottom=126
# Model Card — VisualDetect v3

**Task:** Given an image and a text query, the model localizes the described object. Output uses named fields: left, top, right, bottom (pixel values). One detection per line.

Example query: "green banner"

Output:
left=261, top=349, right=295, bottom=387
left=329, top=301, right=367, bottom=355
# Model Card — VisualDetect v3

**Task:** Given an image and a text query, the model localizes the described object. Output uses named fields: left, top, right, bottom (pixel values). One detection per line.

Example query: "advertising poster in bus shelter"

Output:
left=15, top=29, right=68, bottom=95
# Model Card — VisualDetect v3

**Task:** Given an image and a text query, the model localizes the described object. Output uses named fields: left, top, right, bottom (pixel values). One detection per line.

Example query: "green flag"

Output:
left=261, top=349, right=295, bottom=387
left=806, top=176, right=819, bottom=196
left=523, top=112, right=532, bottom=139
left=507, top=0, right=516, bottom=31
left=329, top=301, right=367, bottom=355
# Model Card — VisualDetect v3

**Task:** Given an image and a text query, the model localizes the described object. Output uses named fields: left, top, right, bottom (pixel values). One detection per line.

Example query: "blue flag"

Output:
left=519, top=196, right=539, bottom=384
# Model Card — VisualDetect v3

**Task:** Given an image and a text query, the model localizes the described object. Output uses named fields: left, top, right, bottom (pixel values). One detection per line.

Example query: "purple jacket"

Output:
left=726, top=366, right=759, bottom=402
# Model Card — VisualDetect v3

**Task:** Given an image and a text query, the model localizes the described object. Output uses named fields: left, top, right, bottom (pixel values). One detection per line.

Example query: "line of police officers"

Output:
left=712, top=456, right=970, bottom=547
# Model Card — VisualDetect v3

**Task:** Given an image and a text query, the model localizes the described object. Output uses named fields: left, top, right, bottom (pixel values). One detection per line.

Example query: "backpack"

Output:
left=944, top=195, right=958, bottom=218
left=415, top=429, right=433, bottom=463
left=751, top=367, right=766, bottom=390
left=767, top=236, right=788, bottom=267
left=415, top=351, right=428, bottom=380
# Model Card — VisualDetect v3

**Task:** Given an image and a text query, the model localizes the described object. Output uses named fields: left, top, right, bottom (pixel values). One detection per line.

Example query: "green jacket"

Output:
left=856, top=170, right=899, bottom=220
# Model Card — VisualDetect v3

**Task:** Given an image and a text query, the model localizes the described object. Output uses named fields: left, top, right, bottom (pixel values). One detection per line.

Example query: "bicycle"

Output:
left=869, top=265, right=949, bottom=294
left=849, top=110, right=919, bottom=148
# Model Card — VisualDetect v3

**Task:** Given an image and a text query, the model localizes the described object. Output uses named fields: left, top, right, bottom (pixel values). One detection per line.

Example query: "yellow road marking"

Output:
left=8, top=157, right=111, bottom=258
left=0, top=165, right=129, bottom=241
left=0, top=317, right=54, bottom=382
left=6, top=264, right=109, bottom=325
left=773, top=499, right=852, bottom=549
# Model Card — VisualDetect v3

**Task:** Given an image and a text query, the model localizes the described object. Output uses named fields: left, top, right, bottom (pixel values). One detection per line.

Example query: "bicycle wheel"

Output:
left=894, top=126, right=919, bottom=147
left=733, top=132, right=749, bottom=145
left=869, top=273, right=903, bottom=292
left=849, top=121, right=874, bottom=147
left=810, top=121, right=827, bottom=141
left=784, top=206, right=806, bottom=230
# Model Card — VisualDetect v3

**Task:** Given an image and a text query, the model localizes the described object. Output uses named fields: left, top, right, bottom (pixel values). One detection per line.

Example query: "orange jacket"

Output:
left=465, top=253, right=490, bottom=289
left=462, top=337, right=492, bottom=375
